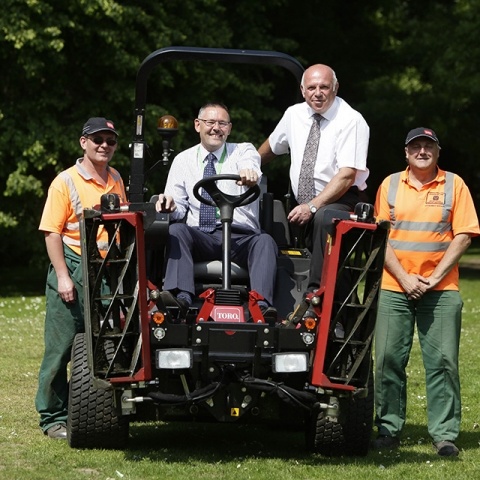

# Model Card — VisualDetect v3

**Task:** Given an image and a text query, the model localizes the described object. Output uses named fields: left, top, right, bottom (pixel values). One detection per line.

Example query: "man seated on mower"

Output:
left=155, top=102, right=278, bottom=323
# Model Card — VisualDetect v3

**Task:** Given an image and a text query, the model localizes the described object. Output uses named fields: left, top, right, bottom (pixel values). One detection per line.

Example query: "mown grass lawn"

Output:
left=1, top=255, right=479, bottom=480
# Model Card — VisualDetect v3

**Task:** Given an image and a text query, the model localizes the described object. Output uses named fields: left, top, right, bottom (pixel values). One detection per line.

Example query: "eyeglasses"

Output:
left=407, top=142, right=437, bottom=152
left=87, top=136, right=117, bottom=146
left=197, top=118, right=231, bottom=129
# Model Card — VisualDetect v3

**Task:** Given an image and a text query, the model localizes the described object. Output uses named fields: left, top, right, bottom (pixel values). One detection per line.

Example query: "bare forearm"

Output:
left=258, top=139, right=276, bottom=165
left=44, top=232, right=77, bottom=301
left=45, top=232, right=69, bottom=275
left=428, top=233, right=472, bottom=287
left=384, top=244, right=429, bottom=298
left=309, top=167, right=356, bottom=209
left=384, top=243, right=408, bottom=282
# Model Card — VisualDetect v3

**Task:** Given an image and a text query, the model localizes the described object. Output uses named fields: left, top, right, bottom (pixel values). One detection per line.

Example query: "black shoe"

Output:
left=372, top=435, right=400, bottom=450
left=433, top=440, right=459, bottom=457
left=159, top=291, right=189, bottom=319
left=260, top=305, right=278, bottom=326
left=46, top=423, right=67, bottom=440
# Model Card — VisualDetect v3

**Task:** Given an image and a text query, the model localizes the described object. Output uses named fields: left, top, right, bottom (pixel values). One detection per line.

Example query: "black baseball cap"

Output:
left=82, top=117, right=118, bottom=136
left=405, top=127, right=439, bottom=146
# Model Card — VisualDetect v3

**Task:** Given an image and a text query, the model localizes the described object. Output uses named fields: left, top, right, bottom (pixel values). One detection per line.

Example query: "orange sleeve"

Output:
left=374, top=176, right=391, bottom=223
left=451, top=175, right=480, bottom=237
left=38, top=176, right=74, bottom=234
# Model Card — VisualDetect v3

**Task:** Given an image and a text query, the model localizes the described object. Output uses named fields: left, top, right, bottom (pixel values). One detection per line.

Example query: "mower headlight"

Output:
left=272, top=352, right=309, bottom=373
left=156, top=349, right=192, bottom=369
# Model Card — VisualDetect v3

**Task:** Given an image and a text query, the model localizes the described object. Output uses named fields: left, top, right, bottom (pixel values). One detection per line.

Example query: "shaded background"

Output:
left=1, top=0, right=479, bottom=268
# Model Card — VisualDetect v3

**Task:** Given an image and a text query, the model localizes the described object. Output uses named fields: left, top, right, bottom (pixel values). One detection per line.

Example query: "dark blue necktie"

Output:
left=199, top=153, right=217, bottom=232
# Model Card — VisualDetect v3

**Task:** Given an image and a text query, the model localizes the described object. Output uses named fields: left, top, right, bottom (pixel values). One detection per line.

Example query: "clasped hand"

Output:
left=402, top=273, right=430, bottom=300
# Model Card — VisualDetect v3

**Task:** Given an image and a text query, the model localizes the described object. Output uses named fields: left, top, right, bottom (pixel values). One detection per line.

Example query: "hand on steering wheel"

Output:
left=193, top=174, right=260, bottom=222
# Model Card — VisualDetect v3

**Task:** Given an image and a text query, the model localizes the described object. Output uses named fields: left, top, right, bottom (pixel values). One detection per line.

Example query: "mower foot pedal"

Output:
left=159, top=291, right=190, bottom=320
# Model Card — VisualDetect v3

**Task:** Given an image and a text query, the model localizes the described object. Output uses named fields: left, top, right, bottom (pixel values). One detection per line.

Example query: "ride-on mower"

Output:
left=66, top=47, right=389, bottom=456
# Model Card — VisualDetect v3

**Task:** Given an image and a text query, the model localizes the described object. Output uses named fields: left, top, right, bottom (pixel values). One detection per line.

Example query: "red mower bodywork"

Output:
left=67, top=47, right=389, bottom=456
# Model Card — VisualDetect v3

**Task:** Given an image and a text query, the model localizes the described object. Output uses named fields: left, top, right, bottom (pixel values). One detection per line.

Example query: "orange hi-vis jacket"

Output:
left=39, top=159, right=126, bottom=256
left=375, top=167, right=480, bottom=292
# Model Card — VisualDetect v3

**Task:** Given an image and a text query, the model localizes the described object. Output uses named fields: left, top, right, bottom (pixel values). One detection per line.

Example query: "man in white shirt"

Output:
left=156, top=103, right=277, bottom=320
left=258, top=64, right=370, bottom=291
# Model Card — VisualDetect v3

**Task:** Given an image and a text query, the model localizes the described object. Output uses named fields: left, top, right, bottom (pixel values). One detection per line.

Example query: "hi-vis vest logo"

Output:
left=426, top=192, right=445, bottom=205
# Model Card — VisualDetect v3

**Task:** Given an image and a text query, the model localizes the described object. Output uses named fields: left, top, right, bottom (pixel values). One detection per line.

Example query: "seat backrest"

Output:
left=259, top=175, right=291, bottom=248
left=271, top=199, right=291, bottom=247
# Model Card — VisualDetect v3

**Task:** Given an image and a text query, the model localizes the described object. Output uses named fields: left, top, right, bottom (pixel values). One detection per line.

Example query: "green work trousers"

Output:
left=35, top=245, right=84, bottom=432
left=374, top=289, right=462, bottom=443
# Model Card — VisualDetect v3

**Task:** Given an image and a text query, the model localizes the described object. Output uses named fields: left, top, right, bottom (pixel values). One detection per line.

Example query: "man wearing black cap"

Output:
left=35, top=117, right=126, bottom=439
left=372, top=127, right=479, bottom=456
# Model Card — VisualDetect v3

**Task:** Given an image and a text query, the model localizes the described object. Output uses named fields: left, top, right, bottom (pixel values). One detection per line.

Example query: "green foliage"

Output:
left=0, top=0, right=294, bottom=266
left=1, top=0, right=479, bottom=267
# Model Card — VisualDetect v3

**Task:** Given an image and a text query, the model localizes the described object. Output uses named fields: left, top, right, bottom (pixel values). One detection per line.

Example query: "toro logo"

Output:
left=212, top=306, right=245, bottom=323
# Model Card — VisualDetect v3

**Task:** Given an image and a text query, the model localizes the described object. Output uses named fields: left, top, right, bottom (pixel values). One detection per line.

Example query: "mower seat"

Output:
left=149, top=179, right=293, bottom=297
left=193, top=188, right=292, bottom=292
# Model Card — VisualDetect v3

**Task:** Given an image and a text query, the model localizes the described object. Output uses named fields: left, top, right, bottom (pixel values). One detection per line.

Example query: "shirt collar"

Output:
left=75, top=158, right=111, bottom=181
left=199, top=144, right=226, bottom=162
left=402, top=166, right=445, bottom=185
left=305, top=96, right=339, bottom=122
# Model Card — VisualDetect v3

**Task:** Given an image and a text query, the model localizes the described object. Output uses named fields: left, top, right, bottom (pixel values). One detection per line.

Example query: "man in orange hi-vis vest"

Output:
left=372, top=127, right=479, bottom=457
left=35, top=118, right=126, bottom=440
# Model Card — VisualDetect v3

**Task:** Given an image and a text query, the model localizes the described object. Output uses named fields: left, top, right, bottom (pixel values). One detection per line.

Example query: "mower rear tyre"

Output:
left=341, top=372, right=374, bottom=456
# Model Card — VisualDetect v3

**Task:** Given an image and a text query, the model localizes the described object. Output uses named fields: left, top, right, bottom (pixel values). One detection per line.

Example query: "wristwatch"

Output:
left=307, top=202, right=317, bottom=214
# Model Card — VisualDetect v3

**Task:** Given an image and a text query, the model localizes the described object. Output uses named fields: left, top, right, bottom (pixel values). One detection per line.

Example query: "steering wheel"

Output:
left=193, top=174, right=260, bottom=221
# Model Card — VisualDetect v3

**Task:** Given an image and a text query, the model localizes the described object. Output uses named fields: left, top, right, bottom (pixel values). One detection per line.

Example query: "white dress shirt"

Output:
left=165, top=142, right=262, bottom=232
left=268, top=97, right=370, bottom=198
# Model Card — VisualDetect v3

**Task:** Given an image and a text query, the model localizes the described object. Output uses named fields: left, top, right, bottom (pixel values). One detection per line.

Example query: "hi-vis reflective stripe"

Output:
left=59, top=171, right=83, bottom=219
left=389, top=239, right=451, bottom=252
left=387, top=171, right=454, bottom=252
left=66, top=221, right=80, bottom=230
left=97, top=241, right=109, bottom=251
left=62, top=237, right=81, bottom=247
left=393, top=220, right=452, bottom=234
left=59, top=171, right=83, bottom=247
left=58, top=171, right=108, bottom=251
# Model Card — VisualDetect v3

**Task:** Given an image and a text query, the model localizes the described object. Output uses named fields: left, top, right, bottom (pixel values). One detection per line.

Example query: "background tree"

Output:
left=1, top=0, right=478, bottom=268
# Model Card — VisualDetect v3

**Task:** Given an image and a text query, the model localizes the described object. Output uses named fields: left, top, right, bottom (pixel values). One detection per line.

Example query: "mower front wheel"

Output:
left=67, top=333, right=129, bottom=449
left=305, top=403, right=344, bottom=456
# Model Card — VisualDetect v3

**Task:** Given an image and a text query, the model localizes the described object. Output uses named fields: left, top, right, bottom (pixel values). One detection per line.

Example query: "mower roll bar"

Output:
left=128, top=46, right=305, bottom=203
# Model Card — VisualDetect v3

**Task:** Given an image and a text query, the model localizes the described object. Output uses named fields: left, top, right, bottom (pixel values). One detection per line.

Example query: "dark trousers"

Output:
left=163, top=223, right=278, bottom=305
left=305, top=188, right=360, bottom=289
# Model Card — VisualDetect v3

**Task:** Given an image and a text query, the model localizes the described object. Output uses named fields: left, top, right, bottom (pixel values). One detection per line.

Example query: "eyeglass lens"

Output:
left=198, top=119, right=230, bottom=128
left=90, top=136, right=117, bottom=146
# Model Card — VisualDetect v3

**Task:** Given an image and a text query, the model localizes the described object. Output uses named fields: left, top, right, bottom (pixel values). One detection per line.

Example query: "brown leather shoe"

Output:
left=46, top=423, right=67, bottom=440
